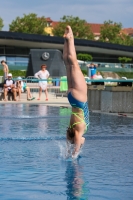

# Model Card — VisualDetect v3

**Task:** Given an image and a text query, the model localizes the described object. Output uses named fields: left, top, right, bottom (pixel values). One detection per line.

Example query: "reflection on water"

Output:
left=65, top=159, right=89, bottom=200
left=59, top=107, right=71, bottom=135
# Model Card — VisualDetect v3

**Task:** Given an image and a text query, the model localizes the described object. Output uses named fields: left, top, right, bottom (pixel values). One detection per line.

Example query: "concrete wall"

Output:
left=101, top=91, right=133, bottom=113
left=88, top=88, right=133, bottom=113
left=88, top=90, right=101, bottom=110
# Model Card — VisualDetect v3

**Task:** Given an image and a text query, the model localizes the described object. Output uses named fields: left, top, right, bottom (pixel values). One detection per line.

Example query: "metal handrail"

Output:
left=12, top=78, right=133, bottom=83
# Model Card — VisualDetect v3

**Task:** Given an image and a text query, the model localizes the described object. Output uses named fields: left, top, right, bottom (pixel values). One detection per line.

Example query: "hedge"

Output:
left=0, top=70, right=26, bottom=77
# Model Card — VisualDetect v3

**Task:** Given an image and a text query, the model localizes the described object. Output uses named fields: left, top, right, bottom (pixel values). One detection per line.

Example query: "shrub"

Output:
left=0, top=70, right=26, bottom=77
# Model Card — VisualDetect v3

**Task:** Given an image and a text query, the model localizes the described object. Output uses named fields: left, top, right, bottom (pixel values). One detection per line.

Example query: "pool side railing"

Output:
left=16, top=76, right=133, bottom=94
left=0, top=76, right=133, bottom=95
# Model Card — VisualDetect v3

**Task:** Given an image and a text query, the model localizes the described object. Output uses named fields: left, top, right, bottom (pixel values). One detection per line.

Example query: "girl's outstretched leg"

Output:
left=63, top=38, right=72, bottom=89
left=64, top=26, right=87, bottom=102
left=64, top=26, right=77, bottom=65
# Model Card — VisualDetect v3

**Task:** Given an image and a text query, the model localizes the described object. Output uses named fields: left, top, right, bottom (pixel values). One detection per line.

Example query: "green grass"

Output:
left=0, top=70, right=26, bottom=77
left=0, top=69, right=133, bottom=79
left=81, top=69, right=133, bottom=79
left=116, top=72, right=133, bottom=79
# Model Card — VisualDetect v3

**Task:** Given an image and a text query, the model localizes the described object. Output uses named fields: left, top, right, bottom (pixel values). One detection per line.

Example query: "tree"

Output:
left=100, top=20, right=133, bottom=46
left=100, top=20, right=123, bottom=43
left=53, top=15, right=94, bottom=40
left=118, top=56, right=132, bottom=68
left=118, top=33, right=131, bottom=46
left=9, top=13, right=47, bottom=35
left=130, top=38, right=133, bottom=46
left=118, top=57, right=132, bottom=63
left=0, top=17, right=4, bottom=30
left=77, top=53, right=93, bottom=62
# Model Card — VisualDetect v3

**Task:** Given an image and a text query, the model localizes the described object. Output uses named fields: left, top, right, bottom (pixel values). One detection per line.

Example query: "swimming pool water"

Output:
left=0, top=104, right=133, bottom=200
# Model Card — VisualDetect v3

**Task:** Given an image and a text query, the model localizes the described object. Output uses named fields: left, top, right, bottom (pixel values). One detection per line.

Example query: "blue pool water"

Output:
left=0, top=104, right=133, bottom=200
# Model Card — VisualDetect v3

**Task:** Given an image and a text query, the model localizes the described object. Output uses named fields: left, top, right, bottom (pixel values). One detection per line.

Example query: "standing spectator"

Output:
left=1, top=60, right=9, bottom=80
left=87, top=63, right=98, bottom=79
left=34, top=64, right=50, bottom=100
left=3, top=73, right=17, bottom=101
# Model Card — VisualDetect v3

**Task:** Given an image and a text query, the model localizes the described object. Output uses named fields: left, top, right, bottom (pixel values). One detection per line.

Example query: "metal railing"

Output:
left=79, top=62, right=133, bottom=69
left=0, top=76, right=133, bottom=95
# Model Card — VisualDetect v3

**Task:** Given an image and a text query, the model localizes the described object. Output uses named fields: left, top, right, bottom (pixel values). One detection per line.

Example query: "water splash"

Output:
left=56, top=141, right=82, bottom=161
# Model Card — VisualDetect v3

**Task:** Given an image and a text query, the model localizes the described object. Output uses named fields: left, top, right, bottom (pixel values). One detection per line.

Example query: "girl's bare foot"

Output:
left=63, top=26, right=77, bottom=64
left=63, top=26, right=74, bottom=41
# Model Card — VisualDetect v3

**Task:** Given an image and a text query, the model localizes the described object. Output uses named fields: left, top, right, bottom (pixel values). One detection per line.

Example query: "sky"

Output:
left=0, top=0, right=133, bottom=31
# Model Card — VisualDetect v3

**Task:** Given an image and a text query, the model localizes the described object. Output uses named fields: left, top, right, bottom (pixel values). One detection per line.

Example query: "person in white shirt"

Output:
left=3, top=73, right=17, bottom=101
left=96, top=71, right=103, bottom=79
left=34, top=64, right=50, bottom=100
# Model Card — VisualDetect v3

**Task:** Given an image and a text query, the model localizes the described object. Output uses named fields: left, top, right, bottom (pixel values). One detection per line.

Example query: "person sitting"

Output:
left=15, top=78, right=22, bottom=101
left=96, top=71, right=103, bottom=79
left=3, top=73, right=17, bottom=101
left=16, top=77, right=35, bottom=101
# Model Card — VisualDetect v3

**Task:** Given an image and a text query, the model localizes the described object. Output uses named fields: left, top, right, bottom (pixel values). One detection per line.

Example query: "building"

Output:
left=121, top=28, right=133, bottom=38
left=45, top=17, right=133, bottom=41
left=45, top=17, right=103, bottom=40
left=0, top=28, right=133, bottom=72
left=89, top=23, right=102, bottom=40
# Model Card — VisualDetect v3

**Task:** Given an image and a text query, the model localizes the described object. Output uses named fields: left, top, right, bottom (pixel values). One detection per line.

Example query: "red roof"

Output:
left=45, top=18, right=103, bottom=35
left=121, top=28, right=133, bottom=35
left=46, top=17, right=53, bottom=22
left=88, top=23, right=103, bottom=35
left=45, top=18, right=133, bottom=36
left=51, top=21, right=59, bottom=28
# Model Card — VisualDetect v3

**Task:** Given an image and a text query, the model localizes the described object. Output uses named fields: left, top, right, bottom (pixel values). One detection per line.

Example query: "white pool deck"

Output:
left=0, top=92, right=70, bottom=107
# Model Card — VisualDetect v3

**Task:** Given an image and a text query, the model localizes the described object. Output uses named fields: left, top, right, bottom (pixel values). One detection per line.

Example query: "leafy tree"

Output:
left=0, top=17, right=4, bottom=30
left=129, top=38, right=133, bottom=46
left=118, top=57, right=132, bottom=63
left=77, top=53, right=92, bottom=61
left=100, top=20, right=122, bottom=43
left=100, top=20, right=133, bottom=46
left=118, top=57, right=132, bottom=68
left=118, top=33, right=132, bottom=46
left=53, top=15, right=94, bottom=40
left=9, top=13, right=47, bottom=35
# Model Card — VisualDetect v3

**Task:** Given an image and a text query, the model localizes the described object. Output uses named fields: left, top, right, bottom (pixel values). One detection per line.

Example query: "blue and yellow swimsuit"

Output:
left=68, top=92, right=89, bottom=132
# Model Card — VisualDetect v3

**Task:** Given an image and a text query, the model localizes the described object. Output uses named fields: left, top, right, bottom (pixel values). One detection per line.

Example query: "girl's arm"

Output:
left=72, top=130, right=82, bottom=157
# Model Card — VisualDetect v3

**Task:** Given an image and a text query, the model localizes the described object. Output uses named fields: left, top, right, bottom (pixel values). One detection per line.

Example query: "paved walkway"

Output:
left=0, top=92, right=70, bottom=107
